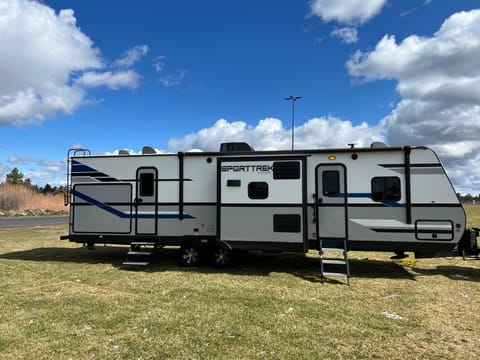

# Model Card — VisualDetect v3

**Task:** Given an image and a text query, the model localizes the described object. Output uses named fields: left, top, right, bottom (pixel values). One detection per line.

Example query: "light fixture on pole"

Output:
left=285, top=96, right=301, bottom=151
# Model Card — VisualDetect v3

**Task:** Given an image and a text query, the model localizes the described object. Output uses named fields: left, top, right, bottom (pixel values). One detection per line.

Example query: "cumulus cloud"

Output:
left=167, top=117, right=384, bottom=152
left=331, top=27, right=358, bottom=44
left=0, top=0, right=146, bottom=126
left=310, top=0, right=388, bottom=25
left=347, top=9, right=480, bottom=193
left=310, top=0, right=386, bottom=45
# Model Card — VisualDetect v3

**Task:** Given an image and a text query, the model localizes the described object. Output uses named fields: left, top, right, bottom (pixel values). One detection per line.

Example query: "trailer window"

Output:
left=372, top=177, right=401, bottom=202
left=248, top=182, right=269, bottom=199
left=139, top=173, right=155, bottom=197
left=322, top=170, right=340, bottom=196
left=273, top=161, right=300, bottom=179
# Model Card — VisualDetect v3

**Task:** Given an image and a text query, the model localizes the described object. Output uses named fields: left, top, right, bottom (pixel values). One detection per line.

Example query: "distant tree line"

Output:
left=457, top=193, right=480, bottom=204
left=2, top=167, right=65, bottom=195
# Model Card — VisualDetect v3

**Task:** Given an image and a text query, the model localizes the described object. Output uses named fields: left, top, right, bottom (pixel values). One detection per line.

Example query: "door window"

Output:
left=139, top=172, right=155, bottom=197
left=322, top=170, right=340, bottom=196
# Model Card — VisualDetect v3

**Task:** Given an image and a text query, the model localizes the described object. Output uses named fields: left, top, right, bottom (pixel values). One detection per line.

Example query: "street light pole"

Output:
left=285, top=96, right=301, bottom=151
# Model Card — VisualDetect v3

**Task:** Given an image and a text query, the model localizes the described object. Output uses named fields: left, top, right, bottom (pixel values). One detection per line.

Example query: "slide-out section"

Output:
left=218, top=156, right=307, bottom=251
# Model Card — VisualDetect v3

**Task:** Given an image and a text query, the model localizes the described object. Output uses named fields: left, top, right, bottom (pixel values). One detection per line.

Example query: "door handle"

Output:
left=134, top=198, right=143, bottom=204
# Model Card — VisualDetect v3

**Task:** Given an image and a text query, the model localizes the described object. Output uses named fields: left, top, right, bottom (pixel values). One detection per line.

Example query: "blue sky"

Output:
left=1, top=0, right=480, bottom=194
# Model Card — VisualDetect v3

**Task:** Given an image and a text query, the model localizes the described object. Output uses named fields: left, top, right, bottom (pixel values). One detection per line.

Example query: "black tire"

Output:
left=179, top=244, right=203, bottom=267
left=210, top=247, right=233, bottom=268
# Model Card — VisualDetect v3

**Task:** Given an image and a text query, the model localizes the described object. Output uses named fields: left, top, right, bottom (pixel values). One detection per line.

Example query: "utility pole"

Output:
left=285, top=96, right=301, bottom=151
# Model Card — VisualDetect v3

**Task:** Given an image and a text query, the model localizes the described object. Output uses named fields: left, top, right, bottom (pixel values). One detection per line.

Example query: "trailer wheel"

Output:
left=179, top=244, right=203, bottom=267
left=210, top=247, right=232, bottom=268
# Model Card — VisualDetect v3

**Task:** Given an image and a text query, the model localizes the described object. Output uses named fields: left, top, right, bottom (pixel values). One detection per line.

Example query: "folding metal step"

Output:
left=322, top=272, right=349, bottom=278
left=319, top=239, right=350, bottom=285
left=123, top=241, right=160, bottom=267
left=322, top=259, right=346, bottom=265
left=126, top=251, right=152, bottom=256
left=321, top=247, right=345, bottom=252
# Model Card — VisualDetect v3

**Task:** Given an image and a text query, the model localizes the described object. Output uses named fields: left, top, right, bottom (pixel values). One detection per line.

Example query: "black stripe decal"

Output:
left=221, top=203, right=303, bottom=208
left=307, top=203, right=462, bottom=208
left=379, top=163, right=443, bottom=168
left=371, top=228, right=452, bottom=234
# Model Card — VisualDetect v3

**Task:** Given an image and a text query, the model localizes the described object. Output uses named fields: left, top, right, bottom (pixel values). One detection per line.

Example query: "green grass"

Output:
left=1, top=216, right=480, bottom=359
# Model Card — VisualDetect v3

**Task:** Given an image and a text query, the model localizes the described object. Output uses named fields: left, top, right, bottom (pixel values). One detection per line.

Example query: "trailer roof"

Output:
left=72, top=144, right=430, bottom=159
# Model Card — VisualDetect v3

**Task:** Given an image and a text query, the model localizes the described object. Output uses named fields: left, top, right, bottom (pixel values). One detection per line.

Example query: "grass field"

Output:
left=0, top=207, right=479, bottom=359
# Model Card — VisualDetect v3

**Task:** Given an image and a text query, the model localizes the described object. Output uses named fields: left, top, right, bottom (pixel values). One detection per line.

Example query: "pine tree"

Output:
left=5, top=168, right=24, bottom=185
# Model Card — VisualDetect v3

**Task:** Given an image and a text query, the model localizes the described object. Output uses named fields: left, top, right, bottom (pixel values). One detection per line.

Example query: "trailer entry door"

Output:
left=135, top=167, right=158, bottom=235
left=316, top=164, right=347, bottom=240
left=218, top=157, right=307, bottom=252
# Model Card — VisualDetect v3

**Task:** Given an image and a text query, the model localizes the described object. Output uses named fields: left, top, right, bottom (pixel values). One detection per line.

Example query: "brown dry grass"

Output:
left=0, top=184, right=65, bottom=212
left=465, top=204, right=480, bottom=228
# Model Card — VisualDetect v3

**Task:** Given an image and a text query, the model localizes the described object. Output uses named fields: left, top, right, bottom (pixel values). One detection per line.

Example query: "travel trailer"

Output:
left=61, top=143, right=478, bottom=281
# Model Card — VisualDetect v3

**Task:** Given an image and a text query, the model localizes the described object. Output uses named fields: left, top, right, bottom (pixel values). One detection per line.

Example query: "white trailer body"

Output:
left=62, top=143, right=473, bottom=262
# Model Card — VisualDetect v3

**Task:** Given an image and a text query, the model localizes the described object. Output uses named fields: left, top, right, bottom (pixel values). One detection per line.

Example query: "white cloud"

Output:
left=160, top=70, right=187, bottom=87
left=167, top=117, right=384, bottom=152
left=0, top=0, right=146, bottom=126
left=151, top=56, right=187, bottom=87
left=114, top=45, right=149, bottom=68
left=8, top=156, right=60, bottom=170
left=331, top=27, right=358, bottom=44
left=310, top=0, right=388, bottom=25
left=76, top=70, right=141, bottom=90
left=153, top=56, right=166, bottom=73
left=7, top=156, right=65, bottom=186
left=347, top=9, right=480, bottom=194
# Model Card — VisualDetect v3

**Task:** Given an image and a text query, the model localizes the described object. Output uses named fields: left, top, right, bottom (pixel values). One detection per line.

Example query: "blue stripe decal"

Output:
left=71, top=189, right=194, bottom=219
left=72, top=161, right=98, bottom=173
left=382, top=201, right=403, bottom=208
left=72, top=189, right=129, bottom=218
left=346, top=193, right=372, bottom=198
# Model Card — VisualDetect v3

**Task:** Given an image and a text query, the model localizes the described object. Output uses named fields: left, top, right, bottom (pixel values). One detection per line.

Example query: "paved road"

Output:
left=0, top=215, right=69, bottom=229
